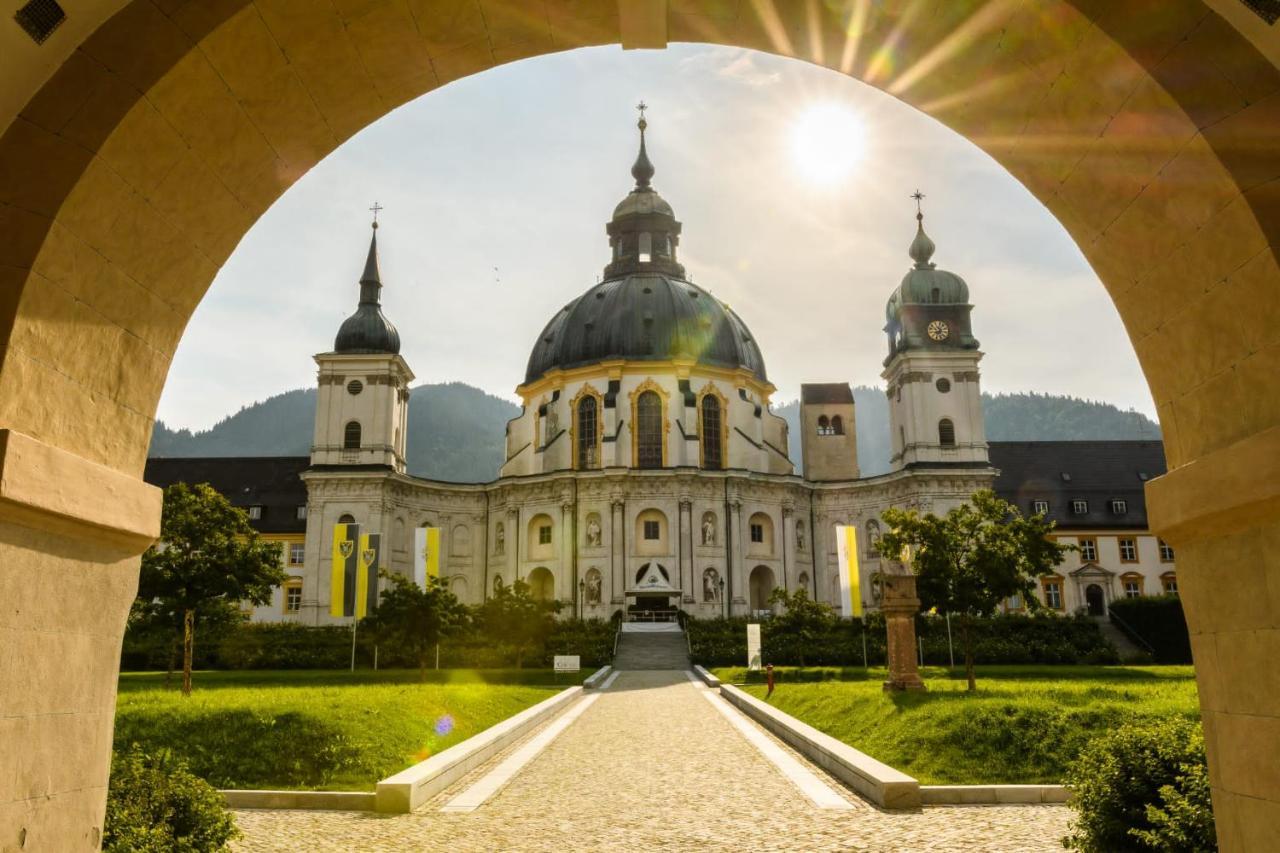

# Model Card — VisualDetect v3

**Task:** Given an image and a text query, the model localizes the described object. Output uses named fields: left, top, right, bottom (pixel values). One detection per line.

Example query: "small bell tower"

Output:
left=312, top=207, right=413, bottom=471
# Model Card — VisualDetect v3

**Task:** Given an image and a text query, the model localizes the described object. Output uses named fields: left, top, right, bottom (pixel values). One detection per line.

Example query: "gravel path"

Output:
left=232, top=671, right=1073, bottom=851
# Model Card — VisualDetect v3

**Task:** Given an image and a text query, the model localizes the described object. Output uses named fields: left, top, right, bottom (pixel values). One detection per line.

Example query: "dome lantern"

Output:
left=604, top=104, right=685, bottom=280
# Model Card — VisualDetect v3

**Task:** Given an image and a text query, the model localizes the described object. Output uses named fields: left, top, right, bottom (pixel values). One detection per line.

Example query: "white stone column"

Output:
left=679, top=496, right=694, bottom=603
left=729, top=497, right=746, bottom=612
left=611, top=496, right=625, bottom=604
left=782, top=503, right=795, bottom=593
left=506, top=507, right=519, bottom=586
left=561, top=497, right=575, bottom=609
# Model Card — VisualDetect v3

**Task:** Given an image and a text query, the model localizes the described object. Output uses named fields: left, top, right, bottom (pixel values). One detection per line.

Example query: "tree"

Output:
left=139, top=483, right=285, bottom=694
left=474, top=579, right=561, bottom=668
left=363, top=573, right=468, bottom=680
left=126, top=596, right=242, bottom=686
left=766, top=587, right=836, bottom=666
left=879, top=489, right=1070, bottom=690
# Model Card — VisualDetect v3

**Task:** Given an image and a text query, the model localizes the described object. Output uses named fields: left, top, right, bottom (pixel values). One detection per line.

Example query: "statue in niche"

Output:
left=493, top=575, right=504, bottom=594
left=701, top=513, right=716, bottom=546
left=703, top=568, right=720, bottom=602
left=545, top=408, right=559, bottom=439
left=585, top=514, right=602, bottom=547
left=585, top=569, right=602, bottom=605
left=494, top=522, right=505, bottom=555
left=796, top=520, right=806, bottom=552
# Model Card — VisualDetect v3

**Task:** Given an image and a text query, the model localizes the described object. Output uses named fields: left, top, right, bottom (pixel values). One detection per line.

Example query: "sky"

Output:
left=156, top=44, right=1156, bottom=432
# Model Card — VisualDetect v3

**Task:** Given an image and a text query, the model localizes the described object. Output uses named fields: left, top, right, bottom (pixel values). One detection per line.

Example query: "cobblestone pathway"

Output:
left=232, top=671, right=1073, bottom=851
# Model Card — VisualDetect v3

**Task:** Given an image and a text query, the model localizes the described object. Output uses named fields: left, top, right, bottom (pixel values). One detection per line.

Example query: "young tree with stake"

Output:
left=138, top=483, right=285, bottom=695
left=879, top=489, right=1070, bottom=691
left=363, top=573, right=468, bottom=680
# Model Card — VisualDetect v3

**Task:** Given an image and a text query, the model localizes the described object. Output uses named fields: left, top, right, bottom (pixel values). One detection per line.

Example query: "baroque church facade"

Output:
left=295, top=116, right=996, bottom=623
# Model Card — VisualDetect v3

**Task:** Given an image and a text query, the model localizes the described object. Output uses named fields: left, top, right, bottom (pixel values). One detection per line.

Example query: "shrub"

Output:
left=104, top=745, right=239, bottom=852
left=687, top=611, right=1113, bottom=668
left=113, top=709, right=363, bottom=789
left=1107, top=596, right=1192, bottom=664
left=1064, top=718, right=1215, bottom=852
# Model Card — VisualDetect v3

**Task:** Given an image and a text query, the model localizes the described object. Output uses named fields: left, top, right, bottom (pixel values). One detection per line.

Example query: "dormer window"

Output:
left=1072, top=500, right=1088, bottom=515
left=1110, top=499, right=1128, bottom=515
left=247, top=505, right=262, bottom=520
left=1032, top=500, right=1049, bottom=516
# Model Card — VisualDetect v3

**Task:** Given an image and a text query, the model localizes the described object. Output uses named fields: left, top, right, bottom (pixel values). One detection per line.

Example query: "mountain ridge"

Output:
left=151, top=383, right=1161, bottom=481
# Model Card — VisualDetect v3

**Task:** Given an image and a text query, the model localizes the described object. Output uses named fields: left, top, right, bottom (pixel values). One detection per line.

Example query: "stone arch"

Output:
left=747, top=511, right=774, bottom=556
left=527, top=512, right=554, bottom=559
left=635, top=507, right=669, bottom=555
left=749, top=565, right=776, bottom=613
left=4, top=3, right=1280, bottom=842
left=450, top=575, right=468, bottom=603
left=527, top=567, right=555, bottom=603
left=451, top=523, right=470, bottom=557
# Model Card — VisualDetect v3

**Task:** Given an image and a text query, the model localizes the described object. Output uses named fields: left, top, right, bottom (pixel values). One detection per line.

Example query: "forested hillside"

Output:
left=151, top=383, right=519, bottom=483
left=152, top=384, right=1160, bottom=482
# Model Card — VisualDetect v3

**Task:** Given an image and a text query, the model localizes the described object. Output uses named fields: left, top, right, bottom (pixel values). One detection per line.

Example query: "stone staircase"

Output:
left=1095, top=615, right=1149, bottom=660
left=613, top=628, right=691, bottom=670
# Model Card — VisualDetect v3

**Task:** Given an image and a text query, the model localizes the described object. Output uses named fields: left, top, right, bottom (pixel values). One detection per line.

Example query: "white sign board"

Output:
left=554, top=655, right=580, bottom=673
left=746, top=623, right=762, bottom=671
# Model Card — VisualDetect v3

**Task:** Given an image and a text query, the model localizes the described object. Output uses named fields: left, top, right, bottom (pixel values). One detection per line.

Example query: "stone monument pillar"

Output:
left=880, top=568, right=926, bottom=692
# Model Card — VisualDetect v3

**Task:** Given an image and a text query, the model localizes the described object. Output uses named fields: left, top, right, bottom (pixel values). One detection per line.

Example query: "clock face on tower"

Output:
left=927, top=320, right=950, bottom=342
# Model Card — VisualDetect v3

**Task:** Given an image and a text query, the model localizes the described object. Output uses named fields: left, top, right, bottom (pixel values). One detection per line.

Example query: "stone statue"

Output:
left=703, top=568, right=719, bottom=602
left=493, top=575, right=504, bottom=594
left=796, top=521, right=806, bottom=551
left=586, top=515, right=602, bottom=547
left=585, top=569, right=602, bottom=605
left=701, top=514, right=716, bottom=546
left=495, top=522, right=505, bottom=555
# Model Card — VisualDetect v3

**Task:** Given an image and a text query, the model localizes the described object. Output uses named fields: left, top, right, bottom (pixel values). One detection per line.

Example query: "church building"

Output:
left=293, top=113, right=995, bottom=622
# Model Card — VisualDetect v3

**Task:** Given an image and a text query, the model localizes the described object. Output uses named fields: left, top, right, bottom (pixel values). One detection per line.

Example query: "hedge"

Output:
left=688, top=611, right=1118, bottom=668
left=1107, top=596, right=1192, bottom=664
left=122, top=619, right=617, bottom=672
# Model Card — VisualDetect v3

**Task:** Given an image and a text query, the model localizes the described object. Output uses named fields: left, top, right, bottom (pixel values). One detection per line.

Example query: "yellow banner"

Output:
left=835, top=525, right=863, bottom=618
left=330, top=523, right=359, bottom=618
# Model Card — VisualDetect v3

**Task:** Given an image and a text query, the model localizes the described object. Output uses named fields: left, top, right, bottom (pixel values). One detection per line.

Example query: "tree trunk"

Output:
left=182, top=608, right=195, bottom=696
left=961, top=615, right=975, bottom=692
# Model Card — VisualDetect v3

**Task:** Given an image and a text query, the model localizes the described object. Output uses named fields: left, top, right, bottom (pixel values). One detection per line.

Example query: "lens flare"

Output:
left=434, top=714, right=454, bottom=737
left=791, top=102, right=867, bottom=185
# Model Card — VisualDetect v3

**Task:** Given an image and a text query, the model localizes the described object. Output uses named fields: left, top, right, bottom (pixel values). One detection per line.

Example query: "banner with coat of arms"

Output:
left=330, top=522, right=360, bottom=618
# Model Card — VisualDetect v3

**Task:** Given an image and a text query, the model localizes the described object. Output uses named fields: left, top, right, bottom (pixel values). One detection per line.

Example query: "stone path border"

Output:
left=220, top=790, right=375, bottom=811
left=719, top=683, right=921, bottom=809
left=376, top=684, right=582, bottom=813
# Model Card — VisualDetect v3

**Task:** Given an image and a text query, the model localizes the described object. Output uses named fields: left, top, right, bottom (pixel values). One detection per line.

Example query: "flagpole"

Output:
left=350, top=617, right=357, bottom=673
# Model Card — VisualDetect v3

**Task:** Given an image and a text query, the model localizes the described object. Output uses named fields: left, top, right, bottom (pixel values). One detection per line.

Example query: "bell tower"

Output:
left=311, top=210, right=413, bottom=472
left=883, top=193, right=987, bottom=471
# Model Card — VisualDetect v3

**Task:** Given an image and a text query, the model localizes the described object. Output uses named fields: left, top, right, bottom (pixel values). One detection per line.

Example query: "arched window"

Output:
left=938, top=418, right=956, bottom=447
left=700, top=395, right=723, bottom=470
left=817, top=415, right=830, bottom=435
left=831, top=414, right=844, bottom=435
left=576, top=395, right=599, bottom=469
left=636, top=391, right=663, bottom=468
left=338, top=514, right=355, bottom=525
left=343, top=421, right=361, bottom=449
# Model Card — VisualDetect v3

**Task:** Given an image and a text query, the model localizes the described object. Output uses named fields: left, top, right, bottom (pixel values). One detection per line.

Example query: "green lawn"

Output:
left=115, top=668, right=587, bottom=791
left=711, top=665, right=1200, bottom=785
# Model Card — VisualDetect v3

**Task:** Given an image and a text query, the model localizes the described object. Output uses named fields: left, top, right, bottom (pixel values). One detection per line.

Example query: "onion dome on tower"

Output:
left=883, top=192, right=978, bottom=360
left=523, top=106, right=767, bottom=386
left=334, top=217, right=401, bottom=354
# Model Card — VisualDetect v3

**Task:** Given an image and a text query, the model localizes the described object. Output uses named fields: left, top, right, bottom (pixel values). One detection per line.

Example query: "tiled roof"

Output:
left=988, top=440, right=1166, bottom=530
left=143, top=456, right=310, bottom=534
left=800, top=383, right=854, bottom=404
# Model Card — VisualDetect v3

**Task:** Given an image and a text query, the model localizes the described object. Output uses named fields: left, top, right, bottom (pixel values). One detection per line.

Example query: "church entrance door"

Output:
left=1085, top=584, right=1105, bottom=617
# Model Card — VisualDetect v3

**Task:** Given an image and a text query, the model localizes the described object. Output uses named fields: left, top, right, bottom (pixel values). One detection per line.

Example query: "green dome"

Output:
left=885, top=217, right=969, bottom=322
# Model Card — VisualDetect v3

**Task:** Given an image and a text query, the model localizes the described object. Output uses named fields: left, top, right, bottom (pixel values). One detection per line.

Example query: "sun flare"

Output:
left=791, top=103, right=868, bottom=185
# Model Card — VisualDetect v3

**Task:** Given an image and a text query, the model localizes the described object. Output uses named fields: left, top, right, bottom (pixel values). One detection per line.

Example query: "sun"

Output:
left=791, top=102, right=868, bottom=185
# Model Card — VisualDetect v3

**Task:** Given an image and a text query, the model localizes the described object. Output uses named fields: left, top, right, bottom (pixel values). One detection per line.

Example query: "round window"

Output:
left=347, top=380, right=363, bottom=396
left=935, top=378, right=951, bottom=393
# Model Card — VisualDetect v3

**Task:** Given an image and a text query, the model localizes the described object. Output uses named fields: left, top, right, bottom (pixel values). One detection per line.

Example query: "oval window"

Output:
left=347, top=380, right=363, bottom=395
left=935, top=378, right=951, bottom=393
